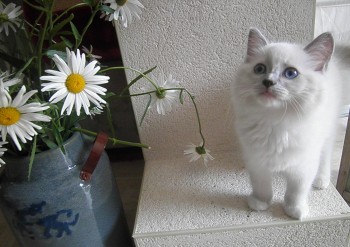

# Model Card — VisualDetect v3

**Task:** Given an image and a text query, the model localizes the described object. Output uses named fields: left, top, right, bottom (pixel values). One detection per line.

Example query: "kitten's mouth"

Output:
left=260, top=90, right=277, bottom=99
left=257, top=90, right=281, bottom=107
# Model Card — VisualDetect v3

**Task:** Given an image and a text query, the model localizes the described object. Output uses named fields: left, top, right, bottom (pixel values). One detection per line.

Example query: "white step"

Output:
left=133, top=152, right=350, bottom=247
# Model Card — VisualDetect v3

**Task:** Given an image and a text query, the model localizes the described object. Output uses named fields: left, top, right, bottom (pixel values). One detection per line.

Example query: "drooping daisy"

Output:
left=40, top=48, right=110, bottom=116
left=145, top=73, right=180, bottom=115
left=89, top=104, right=105, bottom=118
left=184, top=143, right=214, bottom=166
left=0, top=71, right=21, bottom=89
left=82, top=45, right=102, bottom=62
left=0, top=3, right=23, bottom=36
left=0, top=140, right=7, bottom=166
left=0, top=85, right=51, bottom=151
left=102, top=0, right=144, bottom=28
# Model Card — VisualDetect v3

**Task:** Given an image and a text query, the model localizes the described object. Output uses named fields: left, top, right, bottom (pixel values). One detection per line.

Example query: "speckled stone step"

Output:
left=133, top=152, right=350, bottom=247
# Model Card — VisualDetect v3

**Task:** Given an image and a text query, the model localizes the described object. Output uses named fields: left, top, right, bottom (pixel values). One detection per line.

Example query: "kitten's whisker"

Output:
left=292, top=96, right=306, bottom=115
left=289, top=97, right=302, bottom=122
left=277, top=101, right=288, bottom=123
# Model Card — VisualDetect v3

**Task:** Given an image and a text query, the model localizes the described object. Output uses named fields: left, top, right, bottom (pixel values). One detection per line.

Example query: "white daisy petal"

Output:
left=184, top=143, right=214, bottom=166
left=53, top=55, right=71, bottom=75
left=71, top=50, right=79, bottom=73
left=61, top=93, right=75, bottom=115
left=41, top=82, right=66, bottom=92
left=13, top=87, right=38, bottom=108
left=40, top=48, right=109, bottom=116
left=79, top=53, right=86, bottom=74
left=79, top=92, right=91, bottom=115
left=40, top=75, right=66, bottom=83
left=0, top=86, right=50, bottom=151
left=67, top=95, right=76, bottom=115
left=7, top=126, right=22, bottom=150
left=75, top=93, right=82, bottom=116
left=144, top=72, right=180, bottom=115
left=43, top=69, right=67, bottom=77
left=83, top=60, right=98, bottom=76
left=49, top=88, right=69, bottom=103
left=102, top=0, right=144, bottom=27
left=0, top=3, right=22, bottom=36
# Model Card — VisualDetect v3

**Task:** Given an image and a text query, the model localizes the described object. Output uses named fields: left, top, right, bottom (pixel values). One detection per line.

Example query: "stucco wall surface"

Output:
left=116, top=0, right=315, bottom=161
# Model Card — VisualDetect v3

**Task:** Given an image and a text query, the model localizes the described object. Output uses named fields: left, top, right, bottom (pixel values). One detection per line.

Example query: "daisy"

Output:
left=0, top=3, right=23, bottom=36
left=0, top=140, right=7, bottom=166
left=0, top=71, right=21, bottom=89
left=184, top=143, right=214, bottom=166
left=40, top=48, right=110, bottom=116
left=0, top=85, right=51, bottom=151
left=102, top=0, right=144, bottom=27
left=145, top=73, right=180, bottom=115
left=82, top=45, right=102, bottom=62
left=89, top=104, right=105, bottom=118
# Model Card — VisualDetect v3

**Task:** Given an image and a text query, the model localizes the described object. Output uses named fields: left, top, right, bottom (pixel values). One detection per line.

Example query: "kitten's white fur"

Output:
left=232, top=29, right=349, bottom=219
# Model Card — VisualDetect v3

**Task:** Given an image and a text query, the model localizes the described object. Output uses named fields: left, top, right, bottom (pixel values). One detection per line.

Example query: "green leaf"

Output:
left=179, top=89, right=184, bottom=104
left=52, top=120, right=65, bottom=154
left=104, top=92, right=116, bottom=99
left=0, top=51, right=25, bottom=69
left=16, top=56, right=36, bottom=76
left=139, top=94, right=152, bottom=126
left=41, top=137, right=58, bottom=150
left=59, top=36, right=73, bottom=49
left=45, top=50, right=67, bottom=59
left=47, top=41, right=69, bottom=52
left=99, top=4, right=114, bottom=14
left=50, top=13, right=74, bottom=37
left=120, top=66, right=157, bottom=96
left=83, top=0, right=95, bottom=7
left=28, top=135, right=37, bottom=181
left=70, top=21, right=82, bottom=45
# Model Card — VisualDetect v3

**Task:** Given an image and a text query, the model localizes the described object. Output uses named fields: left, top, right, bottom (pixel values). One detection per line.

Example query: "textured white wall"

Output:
left=116, top=0, right=315, bottom=161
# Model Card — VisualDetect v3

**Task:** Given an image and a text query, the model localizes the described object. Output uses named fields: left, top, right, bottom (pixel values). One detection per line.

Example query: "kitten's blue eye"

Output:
left=254, top=63, right=266, bottom=74
left=283, top=67, right=299, bottom=79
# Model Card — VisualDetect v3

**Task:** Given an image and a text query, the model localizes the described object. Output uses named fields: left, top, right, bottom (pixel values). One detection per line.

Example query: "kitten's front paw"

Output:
left=313, top=177, right=330, bottom=190
left=283, top=203, right=309, bottom=219
left=247, top=195, right=271, bottom=211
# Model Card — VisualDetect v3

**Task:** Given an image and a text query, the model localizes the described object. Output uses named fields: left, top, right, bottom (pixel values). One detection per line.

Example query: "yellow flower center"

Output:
left=65, top=74, right=86, bottom=94
left=116, top=0, right=128, bottom=6
left=0, top=107, right=21, bottom=126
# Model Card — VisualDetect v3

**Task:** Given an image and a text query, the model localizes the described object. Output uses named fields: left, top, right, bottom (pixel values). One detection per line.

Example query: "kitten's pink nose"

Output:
left=262, top=79, right=276, bottom=88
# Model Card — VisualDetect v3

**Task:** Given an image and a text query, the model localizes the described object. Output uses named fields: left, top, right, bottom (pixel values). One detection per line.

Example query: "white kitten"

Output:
left=231, top=28, right=347, bottom=219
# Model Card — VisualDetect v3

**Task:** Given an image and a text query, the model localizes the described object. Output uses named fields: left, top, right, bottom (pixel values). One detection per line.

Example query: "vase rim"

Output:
left=4, top=131, right=84, bottom=161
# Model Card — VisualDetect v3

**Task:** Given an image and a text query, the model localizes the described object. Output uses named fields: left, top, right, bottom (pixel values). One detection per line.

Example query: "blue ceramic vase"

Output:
left=0, top=132, right=133, bottom=247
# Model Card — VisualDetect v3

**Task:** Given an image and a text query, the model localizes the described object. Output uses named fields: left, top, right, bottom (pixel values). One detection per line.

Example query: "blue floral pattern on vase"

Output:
left=15, top=201, right=79, bottom=240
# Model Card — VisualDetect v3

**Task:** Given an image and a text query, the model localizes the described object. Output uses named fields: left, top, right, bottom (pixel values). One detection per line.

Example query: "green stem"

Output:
left=28, top=135, right=37, bottom=181
left=23, top=0, right=48, bottom=12
left=75, top=3, right=101, bottom=49
left=73, top=127, right=150, bottom=149
left=100, top=66, right=160, bottom=92
left=52, top=3, right=89, bottom=25
left=110, top=86, right=207, bottom=148
left=111, top=90, right=157, bottom=99
left=105, top=103, right=116, bottom=138
left=36, top=1, right=54, bottom=92
left=186, top=90, right=206, bottom=147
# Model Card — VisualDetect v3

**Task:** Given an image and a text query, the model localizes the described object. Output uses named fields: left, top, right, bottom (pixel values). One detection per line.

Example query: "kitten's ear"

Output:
left=246, top=28, right=268, bottom=63
left=304, top=32, right=334, bottom=71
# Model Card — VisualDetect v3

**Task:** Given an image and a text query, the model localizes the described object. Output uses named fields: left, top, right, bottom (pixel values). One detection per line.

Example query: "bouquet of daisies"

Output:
left=0, top=0, right=213, bottom=171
